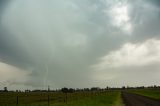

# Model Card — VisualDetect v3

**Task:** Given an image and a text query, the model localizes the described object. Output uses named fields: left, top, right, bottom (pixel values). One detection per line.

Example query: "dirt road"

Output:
left=122, top=91, right=160, bottom=106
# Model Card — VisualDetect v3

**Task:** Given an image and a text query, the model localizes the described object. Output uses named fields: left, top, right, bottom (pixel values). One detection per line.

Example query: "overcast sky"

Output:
left=0, top=0, right=160, bottom=90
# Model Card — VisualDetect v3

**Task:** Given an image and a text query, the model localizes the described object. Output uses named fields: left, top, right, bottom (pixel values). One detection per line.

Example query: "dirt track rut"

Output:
left=122, top=91, right=160, bottom=106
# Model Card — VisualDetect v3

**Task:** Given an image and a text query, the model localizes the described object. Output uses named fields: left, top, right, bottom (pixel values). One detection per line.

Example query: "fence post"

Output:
left=48, top=95, right=49, bottom=106
left=65, top=93, right=67, bottom=104
left=16, top=96, right=18, bottom=106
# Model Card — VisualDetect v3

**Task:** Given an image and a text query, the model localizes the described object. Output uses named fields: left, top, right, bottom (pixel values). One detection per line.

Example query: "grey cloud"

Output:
left=0, top=0, right=160, bottom=89
left=92, top=61, right=160, bottom=87
left=147, top=0, right=160, bottom=7
left=128, top=0, right=160, bottom=41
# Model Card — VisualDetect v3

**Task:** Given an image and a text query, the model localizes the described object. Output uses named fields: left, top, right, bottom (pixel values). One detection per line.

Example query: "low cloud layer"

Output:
left=0, top=61, right=31, bottom=90
left=94, top=39, right=160, bottom=69
left=92, top=39, right=160, bottom=87
left=0, top=0, right=160, bottom=89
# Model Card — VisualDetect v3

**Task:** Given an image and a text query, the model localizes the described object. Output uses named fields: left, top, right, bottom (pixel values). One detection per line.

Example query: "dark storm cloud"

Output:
left=148, top=0, right=160, bottom=7
left=128, top=0, right=160, bottom=41
left=0, top=0, right=6, bottom=9
left=0, top=0, right=160, bottom=89
left=0, top=28, right=35, bottom=69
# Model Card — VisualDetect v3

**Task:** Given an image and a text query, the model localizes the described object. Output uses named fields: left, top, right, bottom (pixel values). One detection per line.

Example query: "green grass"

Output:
left=114, top=91, right=124, bottom=106
left=128, top=89, right=160, bottom=100
left=0, top=91, right=123, bottom=106
left=53, top=91, right=123, bottom=106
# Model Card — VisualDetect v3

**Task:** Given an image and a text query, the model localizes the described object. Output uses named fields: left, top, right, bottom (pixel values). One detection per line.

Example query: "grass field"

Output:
left=128, top=89, right=160, bottom=100
left=0, top=91, right=123, bottom=106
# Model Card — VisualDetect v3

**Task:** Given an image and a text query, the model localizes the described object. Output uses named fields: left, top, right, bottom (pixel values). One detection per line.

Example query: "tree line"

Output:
left=0, top=85, right=160, bottom=93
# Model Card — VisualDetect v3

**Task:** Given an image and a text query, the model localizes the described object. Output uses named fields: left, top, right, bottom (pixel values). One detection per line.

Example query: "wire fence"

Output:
left=0, top=91, right=104, bottom=106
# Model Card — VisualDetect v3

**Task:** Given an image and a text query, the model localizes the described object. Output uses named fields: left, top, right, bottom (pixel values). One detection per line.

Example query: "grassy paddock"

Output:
left=53, top=91, right=123, bottom=106
left=128, top=89, right=160, bottom=100
left=0, top=91, right=122, bottom=106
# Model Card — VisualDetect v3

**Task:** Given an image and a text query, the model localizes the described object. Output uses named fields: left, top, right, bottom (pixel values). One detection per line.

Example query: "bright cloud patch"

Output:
left=94, top=39, right=160, bottom=69
left=105, top=0, right=132, bottom=34
left=0, top=62, right=31, bottom=88
left=91, top=39, right=160, bottom=87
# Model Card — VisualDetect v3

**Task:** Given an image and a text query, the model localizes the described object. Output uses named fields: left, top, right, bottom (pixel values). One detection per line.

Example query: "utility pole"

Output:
left=48, top=85, right=50, bottom=92
left=48, top=85, right=50, bottom=106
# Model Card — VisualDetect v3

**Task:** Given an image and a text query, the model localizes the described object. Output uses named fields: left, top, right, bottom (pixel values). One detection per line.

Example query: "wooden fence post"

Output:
left=65, top=93, right=67, bottom=104
left=16, top=96, right=18, bottom=106
left=48, top=95, right=49, bottom=106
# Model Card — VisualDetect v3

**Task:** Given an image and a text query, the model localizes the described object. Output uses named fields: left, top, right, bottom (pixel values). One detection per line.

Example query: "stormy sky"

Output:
left=0, top=0, right=160, bottom=90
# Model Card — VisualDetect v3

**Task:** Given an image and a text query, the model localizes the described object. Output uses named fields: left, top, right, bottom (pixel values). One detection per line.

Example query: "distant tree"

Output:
left=106, top=86, right=109, bottom=90
left=4, top=87, right=8, bottom=92
left=61, top=87, right=68, bottom=93
left=91, top=87, right=100, bottom=91
left=61, top=87, right=69, bottom=103
left=122, top=86, right=125, bottom=90
left=154, top=85, right=157, bottom=88
left=84, top=88, right=90, bottom=91
left=25, top=90, right=31, bottom=92
left=68, top=88, right=75, bottom=93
